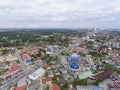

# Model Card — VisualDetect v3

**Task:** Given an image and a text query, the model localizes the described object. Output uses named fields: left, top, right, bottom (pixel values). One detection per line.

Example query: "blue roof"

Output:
left=25, top=59, right=32, bottom=63
left=17, top=80, right=26, bottom=87
left=90, top=67, right=94, bottom=72
left=47, top=46, right=54, bottom=50
left=70, top=62, right=79, bottom=69
left=93, top=87, right=103, bottom=90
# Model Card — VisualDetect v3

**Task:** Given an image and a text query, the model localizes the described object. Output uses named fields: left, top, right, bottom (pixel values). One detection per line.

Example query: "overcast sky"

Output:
left=0, top=0, right=120, bottom=28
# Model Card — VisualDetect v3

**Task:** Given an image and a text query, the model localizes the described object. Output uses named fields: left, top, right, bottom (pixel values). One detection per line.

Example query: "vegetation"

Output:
left=0, top=68, right=8, bottom=76
left=0, top=30, right=71, bottom=47
left=61, top=83, right=69, bottom=90
left=2, top=49, right=8, bottom=55
left=72, top=78, right=88, bottom=86
left=88, top=51, right=103, bottom=57
left=52, top=76, right=58, bottom=84
left=61, top=50, right=69, bottom=55
left=103, top=62, right=120, bottom=74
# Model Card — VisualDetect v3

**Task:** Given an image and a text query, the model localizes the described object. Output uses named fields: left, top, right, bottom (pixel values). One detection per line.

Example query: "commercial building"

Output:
left=28, top=68, right=45, bottom=80
left=79, top=71, right=92, bottom=80
left=5, top=56, right=18, bottom=62
left=3, top=64, right=21, bottom=78
left=95, top=70, right=114, bottom=81
left=21, top=50, right=32, bottom=64
left=17, top=80, right=26, bottom=87
left=76, top=85, right=104, bottom=90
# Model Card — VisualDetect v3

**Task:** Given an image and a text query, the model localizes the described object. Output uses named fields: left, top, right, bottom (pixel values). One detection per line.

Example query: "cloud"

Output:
left=0, top=0, right=120, bottom=28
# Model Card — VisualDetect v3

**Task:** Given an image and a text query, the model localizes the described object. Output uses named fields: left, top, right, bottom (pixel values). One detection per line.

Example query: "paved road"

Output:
left=15, top=47, right=26, bottom=70
left=0, top=38, right=81, bottom=90
left=0, top=59, right=43, bottom=90
left=54, top=38, right=81, bottom=57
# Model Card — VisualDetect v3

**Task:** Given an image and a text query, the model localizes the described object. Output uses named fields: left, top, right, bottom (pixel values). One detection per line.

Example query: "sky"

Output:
left=0, top=0, right=120, bottom=28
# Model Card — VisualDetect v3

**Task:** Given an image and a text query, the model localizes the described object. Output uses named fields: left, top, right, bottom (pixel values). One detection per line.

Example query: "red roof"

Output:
left=4, top=64, right=21, bottom=77
left=95, top=70, right=114, bottom=81
left=53, top=84, right=60, bottom=90
left=73, top=47, right=86, bottom=53
left=21, top=50, right=27, bottom=54
left=15, top=85, right=26, bottom=90
left=43, top=77, right=52, bottom=82
left=44, top=65, right=51, bottom=69
left=22, top=53, right=31, bottom=61
left=12, top=87, right=15, bottom=90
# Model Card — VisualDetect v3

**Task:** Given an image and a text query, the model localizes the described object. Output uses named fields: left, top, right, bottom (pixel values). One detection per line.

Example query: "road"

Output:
left=54, top=38, right=81, bottom=57
left=15, top=47, right=26, bottom=70
left=0, top=61, right=43, bottom=90
left=0, top=38, right=81, bottom=90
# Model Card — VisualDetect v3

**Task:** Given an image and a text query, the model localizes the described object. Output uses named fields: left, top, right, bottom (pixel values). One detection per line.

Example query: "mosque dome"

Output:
left=70, top=62, right=79, bottom=69
left=68, top=53, right=81, bottom=62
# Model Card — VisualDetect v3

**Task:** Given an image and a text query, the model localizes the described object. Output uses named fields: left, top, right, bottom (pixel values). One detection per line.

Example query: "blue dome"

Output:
left=70, top=62, right=79, bottom=69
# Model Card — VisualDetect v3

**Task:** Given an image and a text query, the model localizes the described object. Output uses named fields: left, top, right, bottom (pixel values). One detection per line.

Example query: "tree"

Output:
left=36, top=51, right=42, bottom=57
left=2, top=49, right=8, bottom=55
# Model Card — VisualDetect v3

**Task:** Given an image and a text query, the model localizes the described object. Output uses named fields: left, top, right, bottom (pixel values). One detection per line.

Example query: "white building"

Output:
left=76, top=85, right=104, bottom=90
left=28, top=68, right=45, bottom=80
left=67, top=53, right=81, bottom=74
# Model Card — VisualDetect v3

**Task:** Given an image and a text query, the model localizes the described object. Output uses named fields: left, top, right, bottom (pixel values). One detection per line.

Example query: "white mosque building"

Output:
left=67, top=53, right=81, bottom=74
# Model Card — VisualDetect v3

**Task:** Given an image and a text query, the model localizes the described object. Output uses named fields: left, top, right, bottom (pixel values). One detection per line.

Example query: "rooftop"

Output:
left=17, top=80, right=26, bottom=87
left=79, top=71, right=92, bottom=79
left=95, top=70, right=114, bottom=81
left=28, top=68, right=45, bottom=80
left=15, top=85, right=26, bottom=90
left=4, top=64, right=21, bottom=77
left=22, top=53, right=31, bottom=61
left=76, top=85, right=104, bottom=90
left=43, top=77, right=52, bottom=82
left=53, top=84, right=60, bottom=90
left=70, top=62, right=79, bottom=69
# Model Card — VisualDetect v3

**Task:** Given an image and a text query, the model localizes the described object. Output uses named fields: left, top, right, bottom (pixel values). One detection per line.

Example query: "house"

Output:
left=0, top=56, right=5, bottom=62
left=73, top=47, right=87, bottom=53
left=44, top=65, right=51, bottom=70
left=43, top=77, right=52, bottom=84
left=111, top=56, right=120, bottom=63
left=28, top=50, right=39, bottom=55
left=48, top=70, right=54, bottom=77
left=15, top=85, right=26, bottom=90
left=59, top=68, right=67, bottom=74
left=53, top=84, right=60, bottom=90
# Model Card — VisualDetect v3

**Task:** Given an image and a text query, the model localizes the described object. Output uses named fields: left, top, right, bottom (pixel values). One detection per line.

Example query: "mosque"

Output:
left=67, top=53, right=81, bottom=74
